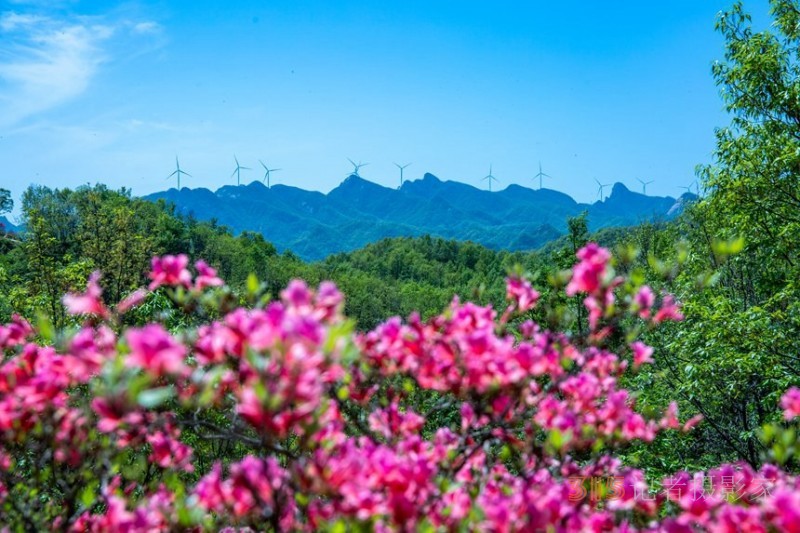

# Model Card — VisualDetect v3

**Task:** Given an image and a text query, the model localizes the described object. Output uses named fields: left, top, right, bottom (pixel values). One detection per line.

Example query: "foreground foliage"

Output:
left=2, top=246, right=800, bottom=531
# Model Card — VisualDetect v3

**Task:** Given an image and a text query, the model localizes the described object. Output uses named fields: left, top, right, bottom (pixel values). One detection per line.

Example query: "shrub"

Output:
left=1, top=246, right=798, bottom=531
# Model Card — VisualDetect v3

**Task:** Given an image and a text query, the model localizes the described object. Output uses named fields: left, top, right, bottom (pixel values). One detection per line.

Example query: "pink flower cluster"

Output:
left=781, top=387, right=800, bottom=420
left=192, top=279, right=344, bottom=439
left=564, top=243, right=683, bottom=335
left=194, top=457, right=297, bottom=529
left=148, top=254, right=223, bottom=291
left=505, top=275, right=540, bottom=313
left=63, top=271, right=109, bottom=318
left=2, top=245, right=800, bottom=532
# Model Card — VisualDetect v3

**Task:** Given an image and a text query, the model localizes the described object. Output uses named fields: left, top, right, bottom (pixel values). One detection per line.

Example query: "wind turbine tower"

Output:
left=483, top=164, right=499, bottom=192
left=679, top=181, right=698, bottom=195
left=166, top=156, right=191, bottom=190
left=533, top=162, right=552, bottom=190
left=637, top=178, right=654, bottom=195
left=259, top=160, right=281, bottom=188
left=595, top=179, right=611, bottom=201
left=394, top=162, right=411, bottom=188
left=231, top=155, right=251, bottom=186
left=347, top=158, right=368, bottom=177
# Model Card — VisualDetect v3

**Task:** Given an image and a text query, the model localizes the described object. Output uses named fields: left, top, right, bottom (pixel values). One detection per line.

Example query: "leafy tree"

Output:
left=0, top=189, right=11, bottom=216
left=629, top=0, right=800, bottom=469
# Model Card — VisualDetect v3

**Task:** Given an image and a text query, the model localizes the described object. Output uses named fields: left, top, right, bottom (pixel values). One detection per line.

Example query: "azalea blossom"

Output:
left=148, top=254, right=192, bottom=290
left=631, top=341, right=654, bottom=368
left=62, top=271, right=109, bottom=318
left=781, top=387, right=800, bottom=420
left=2, top=247, right=800, bottom=531
left=506, top=275, right=540, bottom=313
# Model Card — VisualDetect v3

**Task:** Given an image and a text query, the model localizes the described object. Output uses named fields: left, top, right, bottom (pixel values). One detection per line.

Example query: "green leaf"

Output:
left=247, top=272, right=260, bottom=295
left=137, top=386, right=175, bottom=408
left=80, top=484, right=97, bottom=508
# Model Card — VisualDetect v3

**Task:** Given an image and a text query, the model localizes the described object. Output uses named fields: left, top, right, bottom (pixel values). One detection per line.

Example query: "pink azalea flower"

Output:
left=660, top=402, right=681, bottom=430
left=315, top=281, right=344, bottom=320
left=193, top=260, right=223, bottom=291
left=125, top=325, right=188, bottom=377
left=768, top=488, right=800, bottom=531
left=653, top=293, right=684, bottom=323
left=63, top=271, right=109, bottom=318
left=148, top=254, right=192, bottom=290
left=566, top=243, right=611, bottom=296
left=147, top=429, right=194, bottom=472
left=506, top=275, right=540, bottom=313
left=117, top=288, right=147, bottom=314
left=780, top=387, right=800, bottom=420
left=633, top=285, right=655, bottom=319
left=0, top=314, right=33, bottom=349
left=281, top=279, right=313, bottom=309
left=368, top=402, right=425, bottom=439
left=631, top=341, right=654, bottom=368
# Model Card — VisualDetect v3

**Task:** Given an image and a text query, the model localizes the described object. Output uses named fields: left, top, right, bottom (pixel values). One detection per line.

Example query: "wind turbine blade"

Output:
left=241, top=166, right=251, bottom=170
left=271, top=168, right=281, bottom=172
left=183, top=172, right=192, bottom=178
left=260, top=160, right=268, bottom=170
left=347, top=158, right=356, bottom=167
left=231, top=170, right=237, bottom=178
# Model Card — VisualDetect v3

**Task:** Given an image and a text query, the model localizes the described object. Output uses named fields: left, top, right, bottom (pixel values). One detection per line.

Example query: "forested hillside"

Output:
left=1, top=182, right=589, bottom=330
left=145, top=174, right=689, bottom=260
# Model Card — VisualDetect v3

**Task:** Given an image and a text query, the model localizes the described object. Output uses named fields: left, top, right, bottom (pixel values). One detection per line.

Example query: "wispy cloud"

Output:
left=0, top=12, right=45, bottom=30
left=131, top=21, right=161, bottom=35
left=0, top=9, right=163, bottom=128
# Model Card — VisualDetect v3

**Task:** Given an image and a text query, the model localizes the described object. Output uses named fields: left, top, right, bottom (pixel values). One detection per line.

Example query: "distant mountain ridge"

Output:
left=144, top=173, right=692, bottom=260
left=0, top=216, right=20, bottom=234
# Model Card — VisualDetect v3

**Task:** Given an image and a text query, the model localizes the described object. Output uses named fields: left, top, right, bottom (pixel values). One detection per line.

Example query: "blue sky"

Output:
left=0, top=0, right=774, bottom=216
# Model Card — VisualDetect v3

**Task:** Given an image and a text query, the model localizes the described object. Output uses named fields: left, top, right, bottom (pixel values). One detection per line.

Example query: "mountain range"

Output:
left=145, top=173, right=692, bottom=261
left=0, top=216, right=20, bottom=234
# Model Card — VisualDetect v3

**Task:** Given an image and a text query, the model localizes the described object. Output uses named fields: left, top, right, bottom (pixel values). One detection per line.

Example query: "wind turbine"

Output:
left=347, top=158, right=368, bottom=177
left=533, top=161, right=551, bottom=190
left=679, top=181, right=698, bottom=195
left=483, top=164, right=499, bottom=192
left=394, top=162, right=411, bottom=187
left=595, top=178, right=611, bottom=201
left=637, top=178, right=654, bottom=195
left=166, top=156, right=191, bottom=190
left=259, top=160, right=281, bottom=188
left=231, top=155, right=251, bottom=186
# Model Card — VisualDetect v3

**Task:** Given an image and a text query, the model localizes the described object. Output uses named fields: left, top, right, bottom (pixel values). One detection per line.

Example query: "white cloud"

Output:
left=131, top=21, right=160, bottom=35
left=0, top=10, right=163, bottom=128
left=0, top=12, right=45, bottom=30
